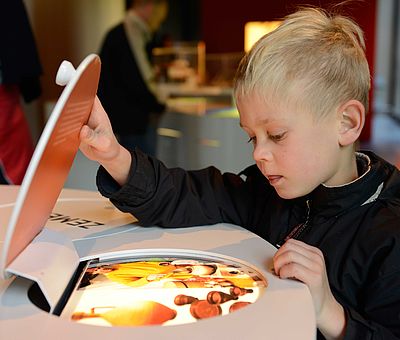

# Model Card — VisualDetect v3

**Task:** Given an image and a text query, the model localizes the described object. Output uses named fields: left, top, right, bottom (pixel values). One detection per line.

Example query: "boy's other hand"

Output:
left=79, top=96, right=132, bottom=186
left=273, top=239, right=346, bottom=339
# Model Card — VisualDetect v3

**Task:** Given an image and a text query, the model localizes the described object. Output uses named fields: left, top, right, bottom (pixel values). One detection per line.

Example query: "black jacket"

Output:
left=0, top=0, right=42, bottom=102
left=98, top=23, right=165, bottom=135
left=97, top=150, right=400, bottom=339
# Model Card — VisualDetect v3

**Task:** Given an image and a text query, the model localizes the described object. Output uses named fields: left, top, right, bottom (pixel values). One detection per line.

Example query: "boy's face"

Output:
left=237, top=94, right=347, bottom=199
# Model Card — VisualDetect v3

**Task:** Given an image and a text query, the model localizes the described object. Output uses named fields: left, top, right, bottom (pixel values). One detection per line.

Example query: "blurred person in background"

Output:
left=0, top=0, right=42, bottom=185
left=98, top=0, right=168, bottom=156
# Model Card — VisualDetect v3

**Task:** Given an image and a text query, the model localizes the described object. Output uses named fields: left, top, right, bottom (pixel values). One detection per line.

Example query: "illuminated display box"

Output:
left=62, top=255, right=267, bottom=327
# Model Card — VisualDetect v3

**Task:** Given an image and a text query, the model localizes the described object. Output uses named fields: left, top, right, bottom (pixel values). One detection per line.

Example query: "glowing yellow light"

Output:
left=244, top=21, right=281, bottom=52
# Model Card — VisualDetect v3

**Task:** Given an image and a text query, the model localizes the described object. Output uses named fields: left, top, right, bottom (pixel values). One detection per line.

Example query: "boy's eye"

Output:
left=268, top=132, right=286, bottom=142
left=247, top=136, right=256, bottom=144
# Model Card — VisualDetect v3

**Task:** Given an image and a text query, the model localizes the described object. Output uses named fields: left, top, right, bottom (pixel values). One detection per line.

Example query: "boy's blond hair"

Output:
left=234, top=7, right=370, bottom=119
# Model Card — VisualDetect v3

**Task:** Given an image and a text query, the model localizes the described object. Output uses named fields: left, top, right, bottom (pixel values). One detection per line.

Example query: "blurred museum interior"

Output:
left=19, top=0, right=400, bottom=190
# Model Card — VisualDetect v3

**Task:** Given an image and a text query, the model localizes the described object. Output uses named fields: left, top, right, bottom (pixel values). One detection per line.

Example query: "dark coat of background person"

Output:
left=0, top=0, right=42, bottom=102
left=98, top=23, right=164, bottom=137
left=0, top=0, right=42, bottom=185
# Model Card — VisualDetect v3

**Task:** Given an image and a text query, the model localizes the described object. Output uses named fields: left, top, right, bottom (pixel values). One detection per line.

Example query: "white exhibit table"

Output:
left=0, top=185, right=315, bottom=339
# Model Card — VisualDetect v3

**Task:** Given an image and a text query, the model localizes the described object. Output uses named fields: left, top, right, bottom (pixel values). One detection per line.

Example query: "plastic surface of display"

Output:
left=1, top=54, right=100, bottom=279
left=6, top=228, right=78, bottom=312
left=0, top=186, right=316, bottom=339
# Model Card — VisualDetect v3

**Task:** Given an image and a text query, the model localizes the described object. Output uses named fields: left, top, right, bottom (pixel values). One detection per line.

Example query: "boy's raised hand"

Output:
left=80, top=97, right=118, bottom=163
left=273, top=239, right=346, bottom=339
left=79, top=96, right=132, bottom=186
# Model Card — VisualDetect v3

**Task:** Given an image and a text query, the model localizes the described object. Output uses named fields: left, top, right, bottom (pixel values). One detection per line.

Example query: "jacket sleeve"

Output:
left=343, top=227, right=400, bottom=340
left=96, top=149, right=257, bottom=228
left=344, top=304, right=400, bottom=339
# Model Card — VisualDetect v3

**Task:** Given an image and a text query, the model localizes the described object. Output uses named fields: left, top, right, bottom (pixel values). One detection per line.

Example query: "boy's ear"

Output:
left=337, top=100, right=365, bottom=147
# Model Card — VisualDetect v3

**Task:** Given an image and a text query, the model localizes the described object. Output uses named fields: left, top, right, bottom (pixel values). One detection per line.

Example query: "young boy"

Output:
left=79, top=7, right=400, bottom=340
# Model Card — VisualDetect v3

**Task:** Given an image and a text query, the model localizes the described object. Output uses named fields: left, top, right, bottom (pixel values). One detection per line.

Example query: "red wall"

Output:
left=201, top=0, right=377, bottom=141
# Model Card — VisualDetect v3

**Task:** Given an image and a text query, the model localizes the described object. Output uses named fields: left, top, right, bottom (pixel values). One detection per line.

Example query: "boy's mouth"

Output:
left=266, top=175, right=282, bottom=185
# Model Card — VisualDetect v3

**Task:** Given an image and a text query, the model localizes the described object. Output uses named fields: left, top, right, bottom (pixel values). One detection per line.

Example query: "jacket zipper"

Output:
left=276, top=199, right=311, bottom=248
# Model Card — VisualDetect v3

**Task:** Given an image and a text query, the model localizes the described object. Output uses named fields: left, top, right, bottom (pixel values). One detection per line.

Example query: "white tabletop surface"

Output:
left=0, top=185, right=315, bottom=339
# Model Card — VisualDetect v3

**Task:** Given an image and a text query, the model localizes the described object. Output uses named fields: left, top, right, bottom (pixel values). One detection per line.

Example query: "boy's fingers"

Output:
left=278, top=261, right=311, bottom=282
left=275, top=239, right=323, bottom=262
left=285, top=239, right=322, bottom=255
left=274, top=249, right=318, bottom=276
left=80, top=125, right=108, bottom=152
left=81, top=126, right=115, bottom=154
left=87, top=96, right=106, bottom=126
left=80, top=125, right=95, bottom=143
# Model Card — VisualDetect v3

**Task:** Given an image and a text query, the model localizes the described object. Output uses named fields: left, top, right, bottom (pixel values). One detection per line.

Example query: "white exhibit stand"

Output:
left=0, top=185, right=316, bottom=340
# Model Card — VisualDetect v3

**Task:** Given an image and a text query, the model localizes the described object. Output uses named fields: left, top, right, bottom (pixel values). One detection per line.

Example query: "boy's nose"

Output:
left=253, top=143, right=273, bottom=162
